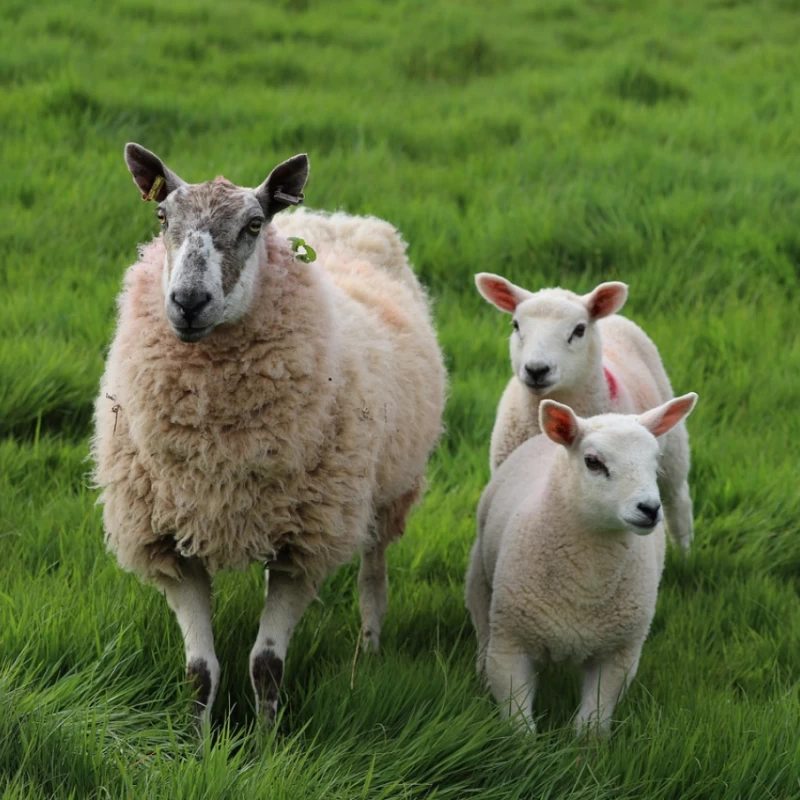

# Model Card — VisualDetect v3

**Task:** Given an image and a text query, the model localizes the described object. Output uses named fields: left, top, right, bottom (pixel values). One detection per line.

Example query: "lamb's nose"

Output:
left=525, top=363, right=551, bottom=384
left=171, top=290, right=211, bottom=321
left=637, top=502, right=661, bottom=523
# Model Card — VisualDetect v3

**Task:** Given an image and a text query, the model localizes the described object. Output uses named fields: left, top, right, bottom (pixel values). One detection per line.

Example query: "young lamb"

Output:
left=92, top=143, right=447, bottom=726
left=465, top=393, right=698, bottom=735
left=475, top=273, right=696, bottom=551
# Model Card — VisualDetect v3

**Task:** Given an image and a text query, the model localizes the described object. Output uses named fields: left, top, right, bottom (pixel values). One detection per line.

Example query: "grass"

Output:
left=2, top=0, right=800, bottom=796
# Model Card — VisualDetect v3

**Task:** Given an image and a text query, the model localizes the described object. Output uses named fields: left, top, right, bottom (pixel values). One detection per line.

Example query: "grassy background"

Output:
left=2, top=0, right=800, bottom=796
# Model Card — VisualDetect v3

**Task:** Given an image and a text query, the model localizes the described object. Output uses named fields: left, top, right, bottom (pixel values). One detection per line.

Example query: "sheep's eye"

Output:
left=248, top=218, right=264, bottom=235
left=156, top=208, right=167, bottom=226
left=584, top=455, right=608, bottom=475
left=569, top=323, right=586, bottom=342
left=512, top=319, right=519, bottom=332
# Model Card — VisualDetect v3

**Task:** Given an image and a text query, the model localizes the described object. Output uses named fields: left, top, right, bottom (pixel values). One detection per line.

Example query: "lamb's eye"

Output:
left=248, top=218, right=264, bottom=235
left=570, top=323, right=586, bottom=342
left=156, top=208, right=167, bottom=226
left=584, top=455, right=607, bottom=475
left=512, top=319, right=519, bottom=332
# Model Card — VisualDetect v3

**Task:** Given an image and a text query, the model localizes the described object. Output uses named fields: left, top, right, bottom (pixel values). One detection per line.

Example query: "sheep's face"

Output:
left=540, top=395, right=697, bottom=535
left=124, top=144, right=309, bottom=343
left=474, top=275, right=628, bottom=396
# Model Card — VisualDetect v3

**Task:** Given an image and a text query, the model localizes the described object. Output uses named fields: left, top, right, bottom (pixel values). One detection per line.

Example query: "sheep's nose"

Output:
left=637, top=502, right=661, bottom=523
left=524, top=363, right=551, bottom=385
left=171, top=289, right=211, bottom=321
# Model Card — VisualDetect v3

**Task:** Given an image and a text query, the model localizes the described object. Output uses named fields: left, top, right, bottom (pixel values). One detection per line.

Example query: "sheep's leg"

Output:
left=465, top=539, right=492, bottom=675
left=485, top=633, right=536, bottom=731
left=157, top=557, right=218, bottom=727
left=661, top=478, right=694, bottom=553
left=575, top=645, right=641, bottom=737
left=250, top=569, right=316, bottom=725
left=358, top=535, right=388, bottom=654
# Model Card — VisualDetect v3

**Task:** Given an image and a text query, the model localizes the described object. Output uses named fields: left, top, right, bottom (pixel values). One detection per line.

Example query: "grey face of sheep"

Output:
left=539, top=394, right=698, bottom=534
left=475, top=274, right=628, bottom=396
left=124, top=143, right=310, bottom=343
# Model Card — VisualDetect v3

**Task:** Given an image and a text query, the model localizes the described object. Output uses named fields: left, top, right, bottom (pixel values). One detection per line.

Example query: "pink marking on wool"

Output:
left=604, top=366, right=619, bottom=401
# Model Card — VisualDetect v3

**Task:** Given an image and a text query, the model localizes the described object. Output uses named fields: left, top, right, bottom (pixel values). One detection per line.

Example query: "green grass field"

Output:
left=2, top=0, right=800, bottom=796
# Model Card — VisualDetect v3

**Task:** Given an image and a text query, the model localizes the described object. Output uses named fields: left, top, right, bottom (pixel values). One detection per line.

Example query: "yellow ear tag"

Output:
left=145, top=175, right=165, bottom=202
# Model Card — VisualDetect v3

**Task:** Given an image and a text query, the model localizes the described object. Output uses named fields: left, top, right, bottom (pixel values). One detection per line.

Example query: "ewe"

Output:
left=475, top=274, right=695, bottom=551
left=466, top=394, right=698, bottom=735
left=92, top=144, right=446, bottom=725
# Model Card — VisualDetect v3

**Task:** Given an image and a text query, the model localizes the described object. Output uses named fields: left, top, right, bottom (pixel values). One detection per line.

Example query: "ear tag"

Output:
left=145, top=175, right=165, bottom=202
left=274, top=189, right=304, bottom=205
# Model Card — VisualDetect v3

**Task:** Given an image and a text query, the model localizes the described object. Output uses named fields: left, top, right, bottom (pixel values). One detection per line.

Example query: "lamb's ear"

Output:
left=539, top=400, right=583, bottom=448
left=475, top=273, right=531, bottom=314
left=583, top=281, right=628, bottom=321
left=124, top=143, right=185, bottom=202
left=638, top=393, right=698, bottom=438
left=256, top=154, right=310, bottom=219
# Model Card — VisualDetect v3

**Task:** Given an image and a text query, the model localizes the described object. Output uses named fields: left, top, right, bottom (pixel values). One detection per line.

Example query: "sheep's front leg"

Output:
left=465, top=540, right=492, bottom=675
left=250, top=569, right=316, bottom=725
left=575, top=645, right=641, bottom=737
left=486, top=633, right=536, bottom=731
left=358, top=537, right=388, bottom=653
left=156, top=557, right=219, bottom=726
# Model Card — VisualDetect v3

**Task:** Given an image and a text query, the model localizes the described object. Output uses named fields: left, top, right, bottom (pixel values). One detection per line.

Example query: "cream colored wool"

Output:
left=93, top=212, right=446, bottom=587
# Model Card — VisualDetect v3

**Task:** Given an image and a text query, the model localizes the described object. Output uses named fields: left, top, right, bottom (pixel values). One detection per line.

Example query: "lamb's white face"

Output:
left=510, top=294, right=594, bottom=395
left=124, top=143, right=309, bottom=343
left=474, top=274, right=628, bottom=397
left=540, top=394, right=699, bottom=535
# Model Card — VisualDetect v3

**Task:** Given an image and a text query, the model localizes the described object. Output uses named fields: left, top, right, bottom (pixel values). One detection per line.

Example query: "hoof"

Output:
left=251, top=649, right=283, bottom=725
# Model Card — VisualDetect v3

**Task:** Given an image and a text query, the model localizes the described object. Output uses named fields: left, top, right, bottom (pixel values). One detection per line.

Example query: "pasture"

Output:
left=2, top=0, right=800, bottom=796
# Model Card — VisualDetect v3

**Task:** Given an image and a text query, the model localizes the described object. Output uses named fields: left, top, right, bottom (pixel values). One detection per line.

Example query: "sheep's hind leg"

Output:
left=250, top=569, right=316, bottom=726
left=156, top=557, right=219, bottom=728
left=661, top=479, right=694, bottom=553
left=575, top=645, right=641, bottom=737
left=358, top=487, right=419, bottom=654
left=465, top=539, right=492, bottom=675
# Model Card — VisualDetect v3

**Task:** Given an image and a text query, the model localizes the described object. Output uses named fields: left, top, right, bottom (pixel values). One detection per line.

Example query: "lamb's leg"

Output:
left=250, top=569, right=316, bottom=725
left=575, top=645, right=641, bottom=737
left=358, top=536, right=388, bottom=653
left=661, top=478, right=694, bottom=553
left=485, top=633, right=536, bottom=731
left=465, top=539, right=492, bottom=675
left=156, top=557, right=218, bottom=727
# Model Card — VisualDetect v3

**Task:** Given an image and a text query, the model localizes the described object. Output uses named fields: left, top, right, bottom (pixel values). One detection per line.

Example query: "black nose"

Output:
left=171, top=290, right=211, bottom=322
left=637, top=502, right=661, bottom=523
left=525, top=363, right=551, bottom=384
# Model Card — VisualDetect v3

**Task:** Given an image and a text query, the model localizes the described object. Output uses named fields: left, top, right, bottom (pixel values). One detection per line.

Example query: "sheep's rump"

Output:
left=92, top=211, right=446, bottom=583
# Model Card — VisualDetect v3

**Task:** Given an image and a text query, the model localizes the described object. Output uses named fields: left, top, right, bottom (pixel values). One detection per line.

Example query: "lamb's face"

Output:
left=123, top=143, right=309, bottom=343
left=474, top=274, right=628, bottom=397
left=572, top=420, right=663, bottom=535
left=157, top=181, right=266, bottom=342
left=510, top=293, right=596, bottom=396
left=539, top=394, right=698, bottom=536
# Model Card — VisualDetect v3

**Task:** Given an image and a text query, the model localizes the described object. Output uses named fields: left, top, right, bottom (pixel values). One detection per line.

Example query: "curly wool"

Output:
left=92, top=213, right=446, bottom=585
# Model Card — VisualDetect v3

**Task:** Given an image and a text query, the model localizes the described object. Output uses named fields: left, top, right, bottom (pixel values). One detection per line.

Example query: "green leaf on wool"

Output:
left=288, top=237, right=317, bottom=263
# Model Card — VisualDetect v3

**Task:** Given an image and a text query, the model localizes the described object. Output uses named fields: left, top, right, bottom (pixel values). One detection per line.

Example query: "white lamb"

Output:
left=475, top=273, right=695, bottom=551
left=92, top=144, right=446, bottom=725
left=466, top=393, right=698, bottom=735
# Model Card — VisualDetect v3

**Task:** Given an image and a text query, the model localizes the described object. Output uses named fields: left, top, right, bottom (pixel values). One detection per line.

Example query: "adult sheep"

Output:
left=92, top=144, right=447, bottom=725
left=475, top=273, right=695, bottom=551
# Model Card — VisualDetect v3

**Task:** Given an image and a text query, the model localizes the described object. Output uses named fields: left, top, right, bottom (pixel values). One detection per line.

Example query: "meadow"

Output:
left=2, top=0, right=800, bottom=796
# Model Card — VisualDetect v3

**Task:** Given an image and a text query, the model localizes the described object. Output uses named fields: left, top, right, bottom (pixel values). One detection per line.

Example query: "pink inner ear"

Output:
left=545, top=407, right=577, bottom=446
left=482, top=279, right=519, bottom=312
left=647, top=398, right=693, bottom=437
left=589, top=286, right=622, bottom=320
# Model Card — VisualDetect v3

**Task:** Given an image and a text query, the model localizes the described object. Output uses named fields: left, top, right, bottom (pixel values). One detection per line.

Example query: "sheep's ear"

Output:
left=583, top=282, right=628, bottom=321
left=124, top=143, right=185, bottom=202
left=256, top=154, right=310, bottom=219
left=540, top=400, right=582, bottom=448
left=475, top=273, right=531, bottom=314
left=638, top=393, right=698, bottom=438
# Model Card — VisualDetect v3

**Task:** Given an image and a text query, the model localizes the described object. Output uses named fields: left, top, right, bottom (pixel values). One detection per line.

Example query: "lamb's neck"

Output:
left=522, top=357, right=610, bottom=424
